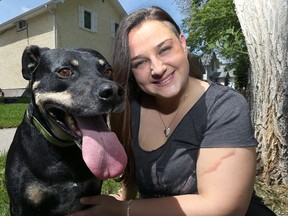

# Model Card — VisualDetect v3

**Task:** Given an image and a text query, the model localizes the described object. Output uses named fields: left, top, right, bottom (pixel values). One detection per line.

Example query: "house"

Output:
left=0, top=0, right=126, bottom=97
left=201, top=52, right=236, bottom=88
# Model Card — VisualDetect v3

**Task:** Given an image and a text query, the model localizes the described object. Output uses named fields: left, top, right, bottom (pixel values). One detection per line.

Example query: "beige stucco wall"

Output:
left=55, top=0, right=124, bottom=63
left=0, top=12, right=54, bottom=90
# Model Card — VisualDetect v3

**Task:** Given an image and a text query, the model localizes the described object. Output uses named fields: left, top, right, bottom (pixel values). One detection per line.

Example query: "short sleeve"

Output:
left=201, top=87, right=258, bottom=148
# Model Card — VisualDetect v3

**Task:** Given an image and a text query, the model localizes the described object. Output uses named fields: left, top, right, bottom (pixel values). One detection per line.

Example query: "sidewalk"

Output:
left=0, top=128, right=16, bottom=153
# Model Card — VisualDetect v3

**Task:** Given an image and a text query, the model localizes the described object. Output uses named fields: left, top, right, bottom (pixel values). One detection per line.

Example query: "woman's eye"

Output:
left=57, top=69, right=73, bottom=78
left=131, top=60, right=147, bottom=69
left=159, top=46, right=172, bottom=55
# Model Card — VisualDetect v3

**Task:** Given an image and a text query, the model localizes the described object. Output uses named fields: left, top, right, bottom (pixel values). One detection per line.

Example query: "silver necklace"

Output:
left=157, top=93, right=188, bottom=137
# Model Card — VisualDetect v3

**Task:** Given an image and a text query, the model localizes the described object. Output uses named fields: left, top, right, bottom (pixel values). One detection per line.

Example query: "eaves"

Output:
left=0, top=0, right=64, bottom=33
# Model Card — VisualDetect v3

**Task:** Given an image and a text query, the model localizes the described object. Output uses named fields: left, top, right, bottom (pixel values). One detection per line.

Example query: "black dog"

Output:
left=5, top=45, right=127, bottom=216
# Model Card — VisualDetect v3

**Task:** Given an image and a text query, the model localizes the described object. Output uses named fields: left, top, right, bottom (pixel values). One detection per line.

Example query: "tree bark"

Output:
left=234, top=0, right=288, bottom=185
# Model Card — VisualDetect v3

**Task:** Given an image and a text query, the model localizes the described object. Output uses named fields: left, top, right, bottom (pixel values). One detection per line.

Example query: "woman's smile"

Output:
left=152, top=71, right=175, bottom=87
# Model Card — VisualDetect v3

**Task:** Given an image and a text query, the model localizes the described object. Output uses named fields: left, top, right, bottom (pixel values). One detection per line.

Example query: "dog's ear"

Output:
left=22, top=45, right=50, bottom=80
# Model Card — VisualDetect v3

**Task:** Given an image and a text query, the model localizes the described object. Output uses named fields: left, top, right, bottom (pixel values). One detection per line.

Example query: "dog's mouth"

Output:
left=45, top=106, right=128, bottom=180
left=47, top=107, right=82, bottom=140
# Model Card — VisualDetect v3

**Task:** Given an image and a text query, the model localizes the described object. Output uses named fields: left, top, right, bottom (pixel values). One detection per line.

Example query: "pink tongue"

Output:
left=75, top=116, right=127, bottom=180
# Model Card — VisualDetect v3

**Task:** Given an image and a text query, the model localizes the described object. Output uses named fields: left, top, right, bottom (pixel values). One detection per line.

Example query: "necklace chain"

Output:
left=157, top=93, right=188, bottom=137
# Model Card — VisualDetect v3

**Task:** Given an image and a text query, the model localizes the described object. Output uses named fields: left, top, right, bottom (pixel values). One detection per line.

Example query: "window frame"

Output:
left=79, top=6, right=97, bottom=32
left=110, top=19, right=119, bottom=38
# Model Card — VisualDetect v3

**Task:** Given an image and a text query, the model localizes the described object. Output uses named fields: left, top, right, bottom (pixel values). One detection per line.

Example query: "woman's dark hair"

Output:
left=110, top=6, right=192, bottom=186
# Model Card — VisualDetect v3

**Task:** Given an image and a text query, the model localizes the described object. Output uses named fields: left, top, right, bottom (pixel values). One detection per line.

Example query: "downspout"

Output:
left=46, top=6, right=57, bottom=48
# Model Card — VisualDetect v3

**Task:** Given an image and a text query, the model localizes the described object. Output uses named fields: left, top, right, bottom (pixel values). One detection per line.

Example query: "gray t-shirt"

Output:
left=131, top=82, right=258, bottom=198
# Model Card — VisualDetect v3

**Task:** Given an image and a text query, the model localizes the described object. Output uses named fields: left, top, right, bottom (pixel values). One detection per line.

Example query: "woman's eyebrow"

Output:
left=156, top=39, right=173, bottom=49
left=130, top=55, right=144, bottom=61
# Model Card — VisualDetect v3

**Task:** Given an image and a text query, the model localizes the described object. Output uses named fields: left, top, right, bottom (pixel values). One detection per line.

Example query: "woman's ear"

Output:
left=179, top=34, right=188, bottom=55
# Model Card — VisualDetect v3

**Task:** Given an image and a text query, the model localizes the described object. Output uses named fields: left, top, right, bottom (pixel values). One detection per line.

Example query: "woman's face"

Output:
left=128, top=20, right=189, bottom=99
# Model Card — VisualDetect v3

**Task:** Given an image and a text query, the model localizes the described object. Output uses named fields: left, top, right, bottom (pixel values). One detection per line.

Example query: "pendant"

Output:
left=164, top=128, right=171, bottom=137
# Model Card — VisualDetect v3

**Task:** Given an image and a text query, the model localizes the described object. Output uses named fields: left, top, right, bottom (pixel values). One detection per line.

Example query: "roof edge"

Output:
left=0, top=0, right=64, bottom=32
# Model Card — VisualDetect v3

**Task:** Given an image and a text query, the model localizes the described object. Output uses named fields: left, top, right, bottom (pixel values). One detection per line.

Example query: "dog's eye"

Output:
left=57, top=69, right=73, bottom=78
left=103, top=70, right=113, bottom=79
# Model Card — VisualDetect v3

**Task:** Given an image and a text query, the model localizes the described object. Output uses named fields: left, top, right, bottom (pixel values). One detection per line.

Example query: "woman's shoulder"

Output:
left=207, top=81, right=243, bottom=97
left=205, top=81, right=248, bottom=108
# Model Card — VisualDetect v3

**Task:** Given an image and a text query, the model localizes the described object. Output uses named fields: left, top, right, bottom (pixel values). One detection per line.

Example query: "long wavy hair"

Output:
left=110, top=6, right=202, bottom=186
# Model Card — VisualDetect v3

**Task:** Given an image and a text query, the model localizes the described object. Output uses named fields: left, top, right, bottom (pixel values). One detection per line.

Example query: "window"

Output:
left=79, top=6, right=97, bottom=32
left=84, top=11, right=92, bottom=29
left=110, top=20, right=119, bottom=38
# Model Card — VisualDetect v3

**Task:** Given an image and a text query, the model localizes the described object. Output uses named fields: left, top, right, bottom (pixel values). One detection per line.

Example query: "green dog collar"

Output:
left=26, top=109, right=76, bottom=147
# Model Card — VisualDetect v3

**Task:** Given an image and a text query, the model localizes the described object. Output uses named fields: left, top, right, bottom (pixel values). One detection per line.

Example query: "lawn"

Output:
left=0, top=152, right=9, bottom=216
left=0, top=103, right=28, bottom=129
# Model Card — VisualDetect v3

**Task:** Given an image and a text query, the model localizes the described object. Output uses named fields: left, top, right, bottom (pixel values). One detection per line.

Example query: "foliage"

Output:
left=177, top=0, right=250, bottom=89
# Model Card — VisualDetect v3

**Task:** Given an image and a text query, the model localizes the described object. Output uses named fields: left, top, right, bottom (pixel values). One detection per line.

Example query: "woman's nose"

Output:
left=150, top=57, right=167, bottom=76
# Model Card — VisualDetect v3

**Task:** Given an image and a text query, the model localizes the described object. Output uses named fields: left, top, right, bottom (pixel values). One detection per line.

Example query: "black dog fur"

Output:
left=5, top=45, right=125, bottom=215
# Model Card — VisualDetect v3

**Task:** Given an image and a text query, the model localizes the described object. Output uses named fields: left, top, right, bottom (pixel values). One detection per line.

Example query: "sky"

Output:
left=0, top=0, right=185, bottom=31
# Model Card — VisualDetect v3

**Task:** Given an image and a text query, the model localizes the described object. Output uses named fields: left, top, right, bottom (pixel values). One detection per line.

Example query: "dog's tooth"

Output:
left=49, top=111, right=56, bottom=117
left=75, top=130, right=82, bottom=137
left=66, top=116, right=75, bottom=124
left=70, top=123, right=81, bottom=136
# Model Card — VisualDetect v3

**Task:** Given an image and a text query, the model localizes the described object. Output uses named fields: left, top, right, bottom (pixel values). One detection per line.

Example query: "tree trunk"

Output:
left=234, top=0, right=288, bottom=185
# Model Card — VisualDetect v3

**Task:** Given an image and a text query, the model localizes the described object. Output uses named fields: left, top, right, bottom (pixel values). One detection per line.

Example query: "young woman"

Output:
left=70, top=6, right=275, bottom=216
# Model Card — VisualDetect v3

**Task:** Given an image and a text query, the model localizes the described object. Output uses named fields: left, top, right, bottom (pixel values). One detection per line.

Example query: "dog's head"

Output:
left=22, top=45, right=124, bottom=114
left=22, top=45, right=125, bottom=138
left=21, top=45, right=127, bottom=180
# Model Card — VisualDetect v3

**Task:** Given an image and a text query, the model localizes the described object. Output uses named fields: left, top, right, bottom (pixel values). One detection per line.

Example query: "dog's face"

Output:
left=22, top=45, right=125, bottom=144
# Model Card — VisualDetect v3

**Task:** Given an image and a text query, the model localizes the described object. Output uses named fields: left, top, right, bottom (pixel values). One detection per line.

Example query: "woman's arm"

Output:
left=69, top=147, right=256, bottom=216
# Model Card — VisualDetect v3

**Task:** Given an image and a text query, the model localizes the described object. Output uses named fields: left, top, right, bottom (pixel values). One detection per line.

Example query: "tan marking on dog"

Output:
left=26, top=183, right=50, bottom=205
left=28, top=63, right=36, bottom=69
left=35, top=91, right=73, bottom=108
left=32, top=81, right=41, bottom=90
left=98, top=59, right=105, bottom=65
left=71, top=59, right=79, bottom=66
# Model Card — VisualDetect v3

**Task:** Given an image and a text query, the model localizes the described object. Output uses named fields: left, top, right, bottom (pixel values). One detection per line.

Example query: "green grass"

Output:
left=0, top=152, right=10, bottom=216
left=0, top=103, right=28, bottom=129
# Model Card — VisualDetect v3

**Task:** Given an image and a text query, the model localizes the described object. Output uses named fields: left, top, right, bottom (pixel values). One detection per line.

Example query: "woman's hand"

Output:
left=68, top=195, right=126, bottom=216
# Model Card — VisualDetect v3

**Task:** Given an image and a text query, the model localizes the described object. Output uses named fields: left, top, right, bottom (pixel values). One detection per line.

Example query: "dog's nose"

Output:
left=98, top=83, right=124, bottom=102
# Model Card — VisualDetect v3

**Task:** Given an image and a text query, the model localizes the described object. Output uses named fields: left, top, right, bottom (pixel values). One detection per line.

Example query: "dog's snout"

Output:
left=98, top=83, right=124, bottom=102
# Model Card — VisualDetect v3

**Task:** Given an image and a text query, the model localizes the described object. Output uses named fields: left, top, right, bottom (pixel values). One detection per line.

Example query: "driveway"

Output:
left=0, top=128, right=16, bottom=153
